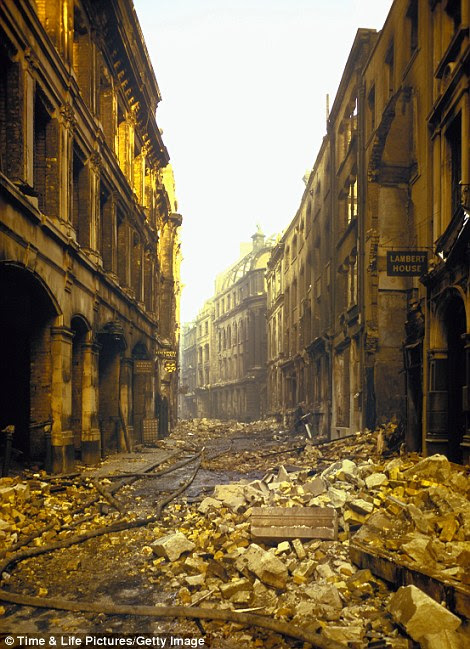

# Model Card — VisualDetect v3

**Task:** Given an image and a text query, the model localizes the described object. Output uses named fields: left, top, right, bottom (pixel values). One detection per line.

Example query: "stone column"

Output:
left=120, top=357, right=134, bottom=449
left=88, top=151, right=102, bottom=263
left=102, top=191, right=118, bottom=277
left=58, top=103, right=75, bottom=225
left=81, top=340, right=101, bottom=464
left=51, top=326, right=74, bottom=472
left=22, top=53, right=36, bottom=188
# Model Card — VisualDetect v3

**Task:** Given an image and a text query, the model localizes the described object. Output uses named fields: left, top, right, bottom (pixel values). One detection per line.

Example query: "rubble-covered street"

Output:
left=0, top=419, right=469, bottom=649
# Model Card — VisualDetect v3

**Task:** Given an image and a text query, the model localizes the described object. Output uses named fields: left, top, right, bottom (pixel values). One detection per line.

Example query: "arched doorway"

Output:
left=0, top=263, right=59, bottom=465
left=444, top=296, right=466, bottom=462
left=428, top=291, right=467, bottom=462
left=97, top=321, right=126, bottom=454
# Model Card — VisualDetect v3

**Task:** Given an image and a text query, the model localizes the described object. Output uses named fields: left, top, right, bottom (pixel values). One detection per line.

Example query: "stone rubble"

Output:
left=1, top=420, right=469, bottom=648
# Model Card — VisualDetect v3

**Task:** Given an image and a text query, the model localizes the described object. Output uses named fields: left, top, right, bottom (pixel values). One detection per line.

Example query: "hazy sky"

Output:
left=133, top=0, right=393, bottom=322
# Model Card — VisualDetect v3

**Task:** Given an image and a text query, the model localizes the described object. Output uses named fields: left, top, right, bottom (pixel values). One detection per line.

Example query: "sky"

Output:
left=133, top=0, right=394, bottom=322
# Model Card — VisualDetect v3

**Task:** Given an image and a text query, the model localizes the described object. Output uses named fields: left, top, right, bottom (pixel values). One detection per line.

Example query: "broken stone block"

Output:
left=151, top=532, right=196, bottom=562
left=252, top=579, right=278, bottom=613
left=401, top=535, right=435, bottom=565
left=184, top=574, right=205, bottom=588
left=419, top=629, right=466, bottom=649
left=403, top=454, right=452, bottom=483
left=337, top=459, right=358, bottom=482
left=322, top=625, right=364, bottom=643
left=316, top=562, right=335, bottom=580
left=219, top=577, right=252, bottom=599
left=298, top=558, right=316, bottom=578
left=235, top=543, right=288, bottom=590
left=388, top=585, right=462, bottom=641
left=292, top=538, right=306, bottom=560
left=0, top=519, right=11, bottom=532
left=365, top=473, right=388, bottom=489
left=326, top=487, right=348, bottom=509
left=305, top=583, right=342, bottom=609
left=184, top=555, right=208, bottom=575
left=348, top=498, right=374, bottom=516
left=407, top=503, right=432, bottom=534
left=212, top=484, right=247, bottom=512
left=439, top=516, right=460, bottom=543
left=0, top=487, right=15, bottom=503
left=321, top=461, right=342, bottom=480
left=250, top=505, right=337, bottom=542
left=304, top=476, right=327, bottom=497
left=275, top=541, right=290, bottom=555
left=13, top=483, right=30, bottom=500
left=277, top=465, right=290, bottom=482
left=197, top=497, right=221, bottom=514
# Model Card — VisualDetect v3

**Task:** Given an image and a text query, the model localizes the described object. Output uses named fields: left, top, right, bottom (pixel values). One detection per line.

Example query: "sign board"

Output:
left=157, top=349, right=177, bottom=360
left=142, top=418, right=158, bottom=444
left=386, top=251, right=428, bottom=276
left=164, top=360, right=177, bottom=373
left=134, top=360, right=154, bottom=374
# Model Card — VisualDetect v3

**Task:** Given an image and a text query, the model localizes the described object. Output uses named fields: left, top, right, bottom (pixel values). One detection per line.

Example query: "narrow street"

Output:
left=1, top=420, right=468, bottom=648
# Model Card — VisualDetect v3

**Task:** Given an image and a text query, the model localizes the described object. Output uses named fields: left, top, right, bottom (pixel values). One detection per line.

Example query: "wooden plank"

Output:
left=250, top=506, right=338, bottom=542
left=350, top=540, right=470, bottom=620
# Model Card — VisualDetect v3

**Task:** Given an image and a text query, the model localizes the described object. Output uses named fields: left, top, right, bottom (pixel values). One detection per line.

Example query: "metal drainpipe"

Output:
left=44, top=424, right=53, bottom=474
left=358, top=76, right=367, bottom=429
left=327, top=109, right=335, bottom=439
left=1, top=425, right=15, bottom=477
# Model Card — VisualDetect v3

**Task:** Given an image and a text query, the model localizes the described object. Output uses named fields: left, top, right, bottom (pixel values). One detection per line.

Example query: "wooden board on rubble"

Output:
left=250, top=506, right=338, bottom=542
left=349, top=539, right=470, bottom=620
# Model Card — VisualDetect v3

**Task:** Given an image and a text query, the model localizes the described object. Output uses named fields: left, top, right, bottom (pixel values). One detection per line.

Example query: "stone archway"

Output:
left=428, top=289, right=467, bottom=462
left=97, top=321, right=127, bottom=454
left=0, top=263, right=60, bottom=466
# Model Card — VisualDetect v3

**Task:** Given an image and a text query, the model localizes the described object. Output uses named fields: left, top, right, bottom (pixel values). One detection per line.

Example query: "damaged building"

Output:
left=0, top=0, right=182, bottom=472
left=267, top=0, right=469, bottom=463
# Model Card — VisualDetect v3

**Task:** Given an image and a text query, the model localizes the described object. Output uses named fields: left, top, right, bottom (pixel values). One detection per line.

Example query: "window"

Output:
left=446, top=113, right=462, bottom=218
left=385, top=41, right=394, bottom=98
left=367, top=85, right=376, bottom=133
left=445, top=0, right=461, bottom=31
left=34, top=90, right=59, bottom=217
left=347, top=176, right=357, bottom=224
left=73, top=147, right=87, bottom=245
left=407, top=0, right=418, bottom=55
left=73, top=5, right=91, bottom=106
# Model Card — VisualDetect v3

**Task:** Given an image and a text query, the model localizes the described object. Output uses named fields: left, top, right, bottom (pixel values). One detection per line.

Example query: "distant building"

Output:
left=179, top=322, right=197, bottom=419
left=195, top=299, right=215, bottom=418
left=0, top=0, right=181, bottom=471
left=181, top=231, right=275, bottom=421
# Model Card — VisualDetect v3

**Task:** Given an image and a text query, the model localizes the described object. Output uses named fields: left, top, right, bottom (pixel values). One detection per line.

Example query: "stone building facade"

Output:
left=179, top=322, right=197, bottom=419
left=194, top=299, right=215, bottom=418
left=0, top=0, right=181, bottom=471
left=267, top=0, right=469, bottom=462
left=180, top=231, right=275, bottom=421
left=362, top=0, right=469, bottom=462
left=266, top=30, right=377, bottom=436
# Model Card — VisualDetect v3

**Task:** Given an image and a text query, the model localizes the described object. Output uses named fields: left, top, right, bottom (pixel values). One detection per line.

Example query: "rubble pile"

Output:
left=1, top=420, right=468, bottom=648
left=0, top=475, right=120, bottom=554
left=353, top=454, right=470, bottom=586
left=135, top=436, right=469, bottom=647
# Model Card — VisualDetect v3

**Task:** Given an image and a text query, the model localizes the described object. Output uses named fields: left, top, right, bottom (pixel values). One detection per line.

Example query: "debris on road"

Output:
left=0, top=419, right=469, bottom=649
